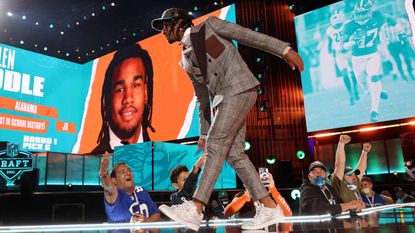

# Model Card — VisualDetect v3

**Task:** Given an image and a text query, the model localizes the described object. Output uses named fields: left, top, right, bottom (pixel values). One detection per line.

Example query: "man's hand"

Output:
left=345, top=200, right=366, bottom=212
left=265, top=172, right=276, bottom=188
left=195, top=151, right=207, bottom=169
left=131, top=213, right=145, bottom=223
left=339, top=135, right=351, bottom=144
left=197, top=138, right=206, bottom=152
left=100, top=151, right=117, bottom=204
left=283, top=49, right=304, bottom=72
left=99, top=151, right=111, bottom=178
left=363, top=143, right=372, bottom=153
left=353, top=200, right=366, bottom=212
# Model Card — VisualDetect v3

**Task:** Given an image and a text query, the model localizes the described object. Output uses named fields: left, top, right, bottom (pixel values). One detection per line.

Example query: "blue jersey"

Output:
left=344, top=11, right=385, bottom=56
left=104, top=186, right=159, bottom=223
left=361, top=193, right=385, bottom=208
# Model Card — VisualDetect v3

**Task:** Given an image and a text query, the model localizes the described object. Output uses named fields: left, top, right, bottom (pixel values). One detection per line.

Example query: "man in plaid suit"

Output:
left=152, top=8, right=303, bottom=230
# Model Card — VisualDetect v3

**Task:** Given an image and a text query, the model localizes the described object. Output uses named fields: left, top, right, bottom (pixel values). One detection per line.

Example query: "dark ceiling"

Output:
left=0, top=0, right=238, bottom=64
left=0, top=0, right=342, bottom=64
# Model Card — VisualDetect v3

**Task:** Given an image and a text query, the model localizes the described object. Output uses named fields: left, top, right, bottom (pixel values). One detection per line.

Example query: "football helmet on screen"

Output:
left=353, top=0, right=373, bottom=25
left=330, top=10, right=345, bottom=27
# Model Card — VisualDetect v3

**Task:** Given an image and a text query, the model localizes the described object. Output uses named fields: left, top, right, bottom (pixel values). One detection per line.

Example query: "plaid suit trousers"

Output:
left=193, top=87, right=269, bottom=204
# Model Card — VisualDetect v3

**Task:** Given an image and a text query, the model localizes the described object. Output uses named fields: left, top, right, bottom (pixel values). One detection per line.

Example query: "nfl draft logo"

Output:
left=0, top=143, right=33, bottom=181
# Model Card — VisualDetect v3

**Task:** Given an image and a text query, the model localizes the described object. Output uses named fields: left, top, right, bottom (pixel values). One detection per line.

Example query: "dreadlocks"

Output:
left=164, top=17, right=194, bottom=44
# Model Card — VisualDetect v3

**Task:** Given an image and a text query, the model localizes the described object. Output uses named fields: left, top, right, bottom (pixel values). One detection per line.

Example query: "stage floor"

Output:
left=0, top=203, right=414, bottom=233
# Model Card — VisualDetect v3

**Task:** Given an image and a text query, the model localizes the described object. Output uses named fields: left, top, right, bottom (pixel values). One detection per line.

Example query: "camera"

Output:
left=259, top=167, right=269, bottom=181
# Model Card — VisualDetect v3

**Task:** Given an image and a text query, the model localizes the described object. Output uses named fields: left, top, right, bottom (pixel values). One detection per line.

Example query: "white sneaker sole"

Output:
left=159, top=204, right=200, bottom=231
left=241, top=215, right=285, bottom=230
left=241, top=230, right=268, bottom=233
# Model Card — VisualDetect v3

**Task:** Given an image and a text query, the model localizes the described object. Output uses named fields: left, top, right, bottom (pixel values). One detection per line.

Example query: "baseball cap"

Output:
left=151, top=8, right=192, bottom=31
left=217, top=190, right=228, bottom=199
left=394, top=186, right=404, bottom=192
left=344, top=166, right=360, bottom=176
left=308, top=161, right=327, bottom=173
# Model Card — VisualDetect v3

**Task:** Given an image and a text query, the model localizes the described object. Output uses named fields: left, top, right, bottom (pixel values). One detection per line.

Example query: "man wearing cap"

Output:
left=394, top=186, right=415, bottom=203
left=331, top=135, right=372, bottom=203
left=211, top=191, right=229, bottom=219
left=300, top=161, right=365, bottom=215
left=152, top=8, right=304, bottom=230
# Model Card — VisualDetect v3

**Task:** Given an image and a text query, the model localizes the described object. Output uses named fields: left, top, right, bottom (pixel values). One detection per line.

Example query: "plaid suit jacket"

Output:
left=182, top=16, right=290, bottom=137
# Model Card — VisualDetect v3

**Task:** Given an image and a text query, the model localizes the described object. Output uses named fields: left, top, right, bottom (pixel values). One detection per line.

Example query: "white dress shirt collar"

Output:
left=181, top=27, right=192, bottom=48
left=109, top=126, right=143, bottom=148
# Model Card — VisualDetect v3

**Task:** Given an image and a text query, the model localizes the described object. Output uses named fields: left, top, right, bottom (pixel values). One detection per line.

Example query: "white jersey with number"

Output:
left=327, top=24, right=346, bottom=52
left=327, top=24, right=352, bottom=71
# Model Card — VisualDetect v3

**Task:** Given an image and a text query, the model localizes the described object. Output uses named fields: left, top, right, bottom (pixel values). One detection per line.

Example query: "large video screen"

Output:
left=295, top=0, right=415, bottom=132
left=113, top=142, right=236, bottom=190
left=0, top=5, right=236, bottom=154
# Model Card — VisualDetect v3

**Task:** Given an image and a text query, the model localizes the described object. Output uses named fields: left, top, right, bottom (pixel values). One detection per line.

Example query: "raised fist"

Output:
left=339, top=135, right=351, bottom=144
left=362, top=143, right=372, bottom=152
left=99, top=151, right=111, bottom=177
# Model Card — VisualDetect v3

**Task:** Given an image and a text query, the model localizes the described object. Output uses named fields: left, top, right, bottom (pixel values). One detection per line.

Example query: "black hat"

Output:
left=394, top=186, right=404, bottom=192
left=308, top=161, right=327, bottom=173
left=151, top=8, right=192, bottom=31
left=217, top=191, right=228, bottom=199
left=344, top=166, right=360, bottom=176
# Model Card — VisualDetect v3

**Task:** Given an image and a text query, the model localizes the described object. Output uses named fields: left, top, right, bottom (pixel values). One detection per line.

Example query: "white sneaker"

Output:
left=241, top=204, right=285, bottom=230
left=159, top=199, right=203, bottom=231
left=241, top=230, right=268, bottom=233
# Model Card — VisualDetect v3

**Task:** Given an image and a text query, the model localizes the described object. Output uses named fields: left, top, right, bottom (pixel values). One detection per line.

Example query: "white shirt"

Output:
left=181, top=27, right=192, bottom=48
left=109, top=127, right=143, bottom=148
left=180, top=27, right=200, bottom=71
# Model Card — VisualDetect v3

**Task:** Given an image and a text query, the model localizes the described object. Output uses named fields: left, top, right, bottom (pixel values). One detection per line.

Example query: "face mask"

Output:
left=221, top=201, right=229, bottom=205
left=347, top=183, right=358, bottom=191
left=361, top=188, right=371, bottom=195
left=311, top=176, right=326, bottom=188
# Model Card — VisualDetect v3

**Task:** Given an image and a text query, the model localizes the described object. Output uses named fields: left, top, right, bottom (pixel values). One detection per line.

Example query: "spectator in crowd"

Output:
left=224, top=172, right=292, bottom=218
left=169, top=153, right=206, bottom=205
left=99, top=152, right=160, bottom=223
left=225, top=172, right=293, bottom=232
left=359, top=176, right=387, bottom=208
left=211, top=191, right=229, bottom=219
left=394, top=186, right=415, bottom=203
left=300, top=161, right=365, bottom=215
left=331, top=135, right=371, bottom=202
left=380, top=189, right=395, bottom=200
